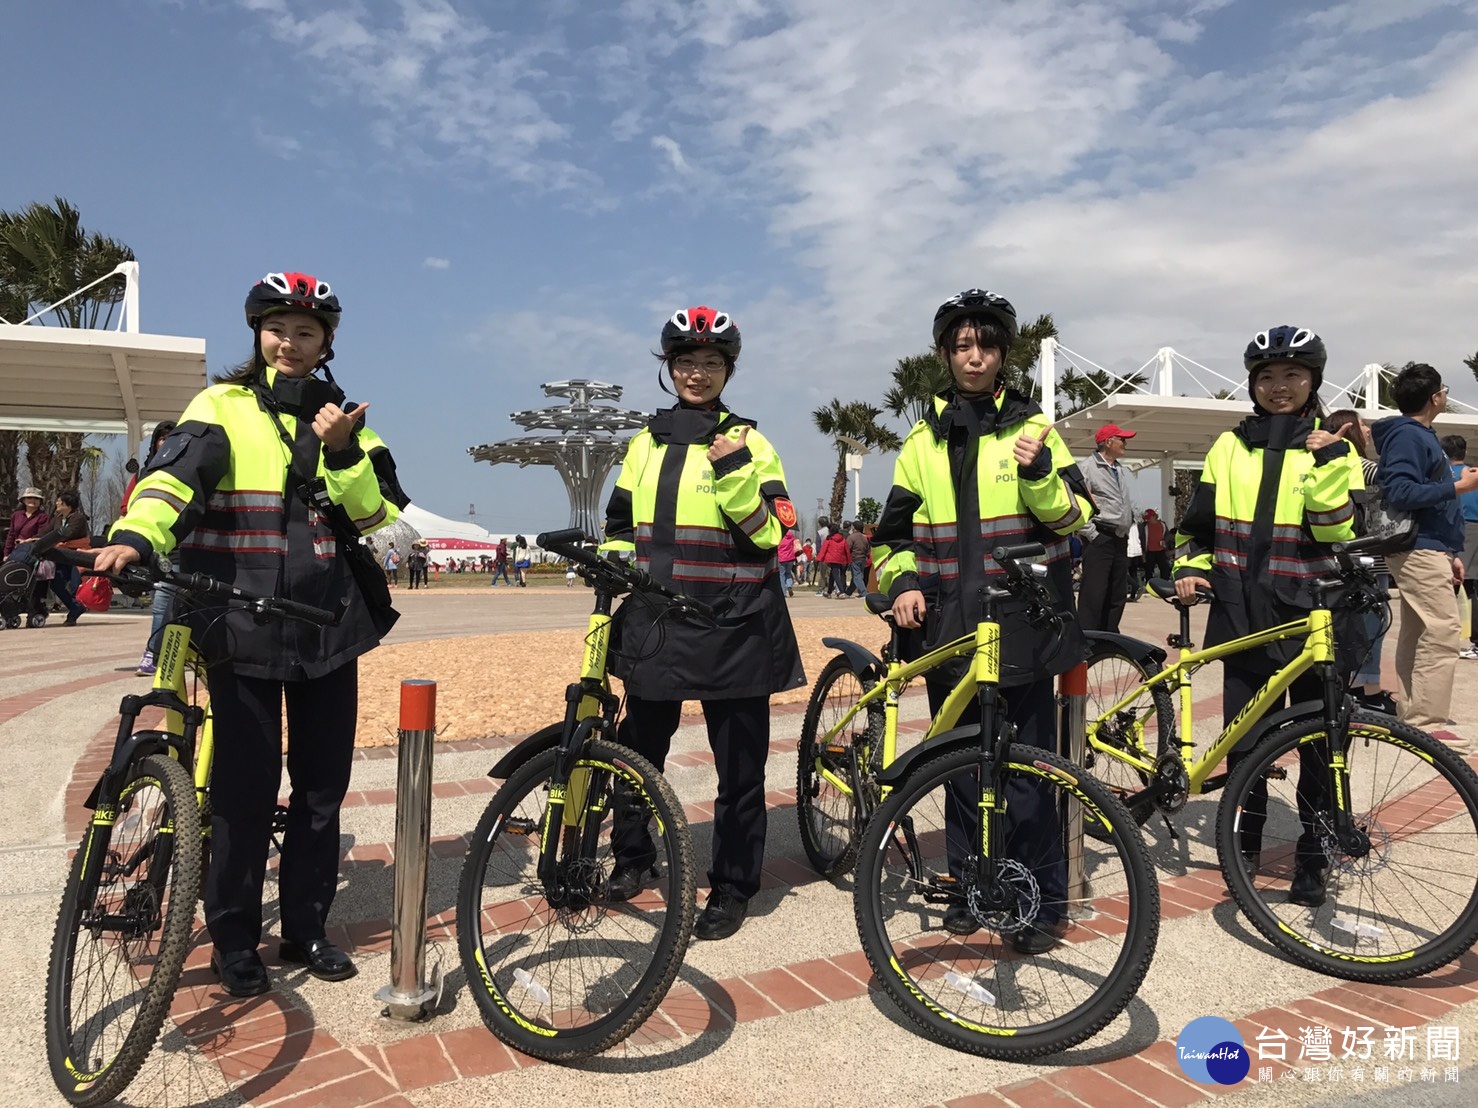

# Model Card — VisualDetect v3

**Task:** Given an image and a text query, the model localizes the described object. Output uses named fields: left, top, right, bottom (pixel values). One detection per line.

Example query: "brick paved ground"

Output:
left=3, top=591, right=1477, bottom=1107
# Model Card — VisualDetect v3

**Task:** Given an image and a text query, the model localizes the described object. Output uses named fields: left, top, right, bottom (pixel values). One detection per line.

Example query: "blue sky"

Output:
left=6, top=0, right=1478, bottom=532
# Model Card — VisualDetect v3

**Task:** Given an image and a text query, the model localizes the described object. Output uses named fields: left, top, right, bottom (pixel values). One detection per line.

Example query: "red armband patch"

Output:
left=775, top=498, right=797, bottom=528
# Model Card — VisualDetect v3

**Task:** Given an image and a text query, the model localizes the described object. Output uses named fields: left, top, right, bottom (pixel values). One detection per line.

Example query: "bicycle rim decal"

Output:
left=472, top=949, right=558, bottom=1038
left=886, top=956, right=1015, bottom=1037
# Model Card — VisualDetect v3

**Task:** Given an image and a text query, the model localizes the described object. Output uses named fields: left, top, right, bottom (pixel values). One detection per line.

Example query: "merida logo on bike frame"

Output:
left=1226, top=674, right=1278, bottom=738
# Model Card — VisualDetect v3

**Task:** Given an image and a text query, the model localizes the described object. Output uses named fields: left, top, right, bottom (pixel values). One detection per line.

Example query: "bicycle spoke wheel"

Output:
left=458, top=738, right=696, bottom=1060
left=1082, top=642, right=1171, bottom=832
left=1218, top=711, right=1478, bottom=981
left=854, top=744, right=1159, bottom=1058
left=46, top=754, right=202, bottom=1107
left=797, top=655, right=881, bottom=876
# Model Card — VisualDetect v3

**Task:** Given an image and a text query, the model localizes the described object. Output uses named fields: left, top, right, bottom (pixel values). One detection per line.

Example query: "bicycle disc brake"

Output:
left=1323, top=813, right=1386, bottom=877
left=934, top=859, right=1040, bottom=934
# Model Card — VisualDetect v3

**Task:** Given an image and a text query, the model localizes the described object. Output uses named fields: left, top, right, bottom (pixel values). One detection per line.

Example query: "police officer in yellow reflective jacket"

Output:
left=93, top=273, right=409, bottom=996
left=1173, top=325, right=1358, bottom=909
left=602, top=305, right=804, bottom=941
left=870, top=289, right=1094, bottom=953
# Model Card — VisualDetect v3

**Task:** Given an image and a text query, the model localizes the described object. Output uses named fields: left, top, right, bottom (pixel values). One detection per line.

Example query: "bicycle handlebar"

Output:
left=51, top=546, right=339, bottom=628
left=538, top=530, right=729, bottom=626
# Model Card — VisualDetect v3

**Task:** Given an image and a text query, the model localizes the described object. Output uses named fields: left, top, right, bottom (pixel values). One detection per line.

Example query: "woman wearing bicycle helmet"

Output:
left=602, top=305, right=805, bottom=941
left=93, top=272, right=409, bottom=996
left=870, top=289, right=1095, bottom=953
left=1172, top=325, right=1358, bottom=908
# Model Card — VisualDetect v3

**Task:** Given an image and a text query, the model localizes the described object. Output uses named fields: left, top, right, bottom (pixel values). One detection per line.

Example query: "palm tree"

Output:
left=0, top=198, right=135, bottom=499
left=0, top=197, right=134, bottom=327
left=812, top=399, right=902, bottom=524
left=1055, top=364, right=1151, bottom=419
left=883, top=353, right=951, bottom=427
left=1003, top=313, right=1060, bottom=400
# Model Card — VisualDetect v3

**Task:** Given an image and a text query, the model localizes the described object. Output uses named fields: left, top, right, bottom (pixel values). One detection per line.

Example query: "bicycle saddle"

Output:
left=1147, top=578, right=1177, bottom=601
left=1148, top=578, right=1213, bottom=605
left=865, top=592, right=893, bottom=617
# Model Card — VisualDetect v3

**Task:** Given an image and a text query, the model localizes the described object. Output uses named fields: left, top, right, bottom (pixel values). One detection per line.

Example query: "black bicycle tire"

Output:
left=797, top=654, right=880, bottom=877
left=854, top=743, right=1160, bottom=1058
left=45, top=754, right=203, bottom=1106
left=1217, top=711, right=1478, bottom=981
left=457, top=738, right=696, bottom=1060
left=1082, top=641, right=1173, bottom=831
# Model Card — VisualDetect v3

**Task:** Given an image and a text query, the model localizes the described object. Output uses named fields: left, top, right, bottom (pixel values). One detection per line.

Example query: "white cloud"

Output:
left=423, top=256, right=450, bottom=269
left=577, top=0, right=1478, bottom=502
left=650, top=134, right=690, bottom=173
left=236, top=0, right=1478, bottom=509
left=235, top=0, right=591, bottom=190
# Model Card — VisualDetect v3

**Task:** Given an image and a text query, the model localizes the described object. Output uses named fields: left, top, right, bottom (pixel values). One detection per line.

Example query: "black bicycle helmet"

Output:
left=244, top=272, right=342, bottom=333
left=1244, top=325, right=1326, bottom=389
left=932, top=289, right=1019, bottom=348
left=661, top=305, right=741, bottom=359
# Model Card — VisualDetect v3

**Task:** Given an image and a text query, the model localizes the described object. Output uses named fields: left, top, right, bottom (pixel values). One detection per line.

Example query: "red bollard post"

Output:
left=1059, top=663, right=1091, bottom=918
left=376, top=680, right=440, bottom=1020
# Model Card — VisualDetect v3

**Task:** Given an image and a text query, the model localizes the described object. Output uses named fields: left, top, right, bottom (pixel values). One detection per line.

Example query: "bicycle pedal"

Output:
left=1265, top=767, right=1288, bottom=781
left=822, top=743, right=848, bottom=756
left=503, top=817, right=538, bottom=836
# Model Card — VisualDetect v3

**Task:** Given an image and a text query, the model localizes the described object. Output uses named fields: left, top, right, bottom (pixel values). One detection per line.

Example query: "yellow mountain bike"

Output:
left=456, top=529, right=707, bottom=1061
left=1081, top=535, right=1478, bottom=981
left=43, top=544, right=337, bottom=1107
left=803, top=543, right=1159, bottom=1058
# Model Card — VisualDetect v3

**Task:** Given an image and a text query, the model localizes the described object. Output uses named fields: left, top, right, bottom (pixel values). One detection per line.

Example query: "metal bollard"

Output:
left=376, top=679, right=442, bottom=1020
left=1058, top=662, right=1093, bottom=920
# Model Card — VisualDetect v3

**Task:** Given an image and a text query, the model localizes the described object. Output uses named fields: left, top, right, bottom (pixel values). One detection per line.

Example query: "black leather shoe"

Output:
left=279, top=938, right=358, bottom=981
left=607, top=863, right=657, bottom=903
left=211, top=948, right=269, bottom=997
left=693, top=891, right=748, bottom=941
left=1289, top=863, right=1328, bottom=908
left=942, top=902, right=980, bottom=936
left=1011, top=919, right=1067, bottom=956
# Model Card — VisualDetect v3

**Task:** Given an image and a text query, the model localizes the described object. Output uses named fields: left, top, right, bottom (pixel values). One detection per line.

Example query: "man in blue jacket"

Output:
left=1443, top=435, right=1478, bottom=659
left=1372, top=364, right=1478, bottom=751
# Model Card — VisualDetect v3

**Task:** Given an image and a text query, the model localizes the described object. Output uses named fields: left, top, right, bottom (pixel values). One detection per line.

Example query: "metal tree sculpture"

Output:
left=468, top=380, right=649, bottom=539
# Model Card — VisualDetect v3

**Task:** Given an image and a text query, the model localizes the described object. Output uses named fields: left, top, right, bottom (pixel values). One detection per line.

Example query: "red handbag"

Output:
left=77, top=575, right=113, bottom=612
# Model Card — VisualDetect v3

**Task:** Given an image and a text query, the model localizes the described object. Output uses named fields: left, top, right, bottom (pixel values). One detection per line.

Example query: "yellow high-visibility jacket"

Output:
left=870, top=389, right=1094, bottom=687
left=110, top=366, right=406, bottom=679
left=603, top=403, right=805, bottom=700
left=1173, top=411, right=1359, bottom=671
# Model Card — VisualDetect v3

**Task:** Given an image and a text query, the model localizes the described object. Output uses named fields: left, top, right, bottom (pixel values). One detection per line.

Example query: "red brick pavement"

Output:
left=21, top=666, right=1478, bottom=1105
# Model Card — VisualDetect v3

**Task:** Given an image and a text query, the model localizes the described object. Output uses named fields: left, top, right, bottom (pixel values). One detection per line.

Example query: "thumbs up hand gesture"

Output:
left=708, top=424, right=750, bottom=464
left=1305, top=423, right=1350, bottom=452
left=1013, top=423, right=1054, bottom=469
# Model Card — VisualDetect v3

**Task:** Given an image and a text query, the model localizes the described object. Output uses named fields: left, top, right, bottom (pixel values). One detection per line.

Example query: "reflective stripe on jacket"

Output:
left=1172, top=412, right=1359, bottom=671
left=110, top=368, right=404, bottom=680
left=603, top=403, right=804, bottom=700
left=870, top=389, right=1093, bottom=687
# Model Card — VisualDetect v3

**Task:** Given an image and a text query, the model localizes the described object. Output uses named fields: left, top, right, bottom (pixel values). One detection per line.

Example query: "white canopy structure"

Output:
left=0, top=262, right=206, bottom=456
left=1040, top=341, right=1478, bottom=517
left=398, top=503, right=549, bottom=561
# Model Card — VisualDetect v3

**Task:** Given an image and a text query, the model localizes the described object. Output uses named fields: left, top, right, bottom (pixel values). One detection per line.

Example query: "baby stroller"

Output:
left=0, top=541, right=53, bottom=628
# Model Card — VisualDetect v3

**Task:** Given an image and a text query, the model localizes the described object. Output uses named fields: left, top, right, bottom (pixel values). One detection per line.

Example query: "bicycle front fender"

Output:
left=487, top=722, right=565, bottom=780
left=1084, top=630, right=1166, bottom=670
left=821, top=637, right=885, bottom=680
left=83, top=730, right=192, bottom=809
left=1236, top=699, right=1324, bottom=754
left=875, top=726, right=982, bottom=786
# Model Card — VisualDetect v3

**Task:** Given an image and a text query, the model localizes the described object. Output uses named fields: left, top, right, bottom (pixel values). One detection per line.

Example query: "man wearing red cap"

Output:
left=1077, top=423, right=1137, bottom=632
